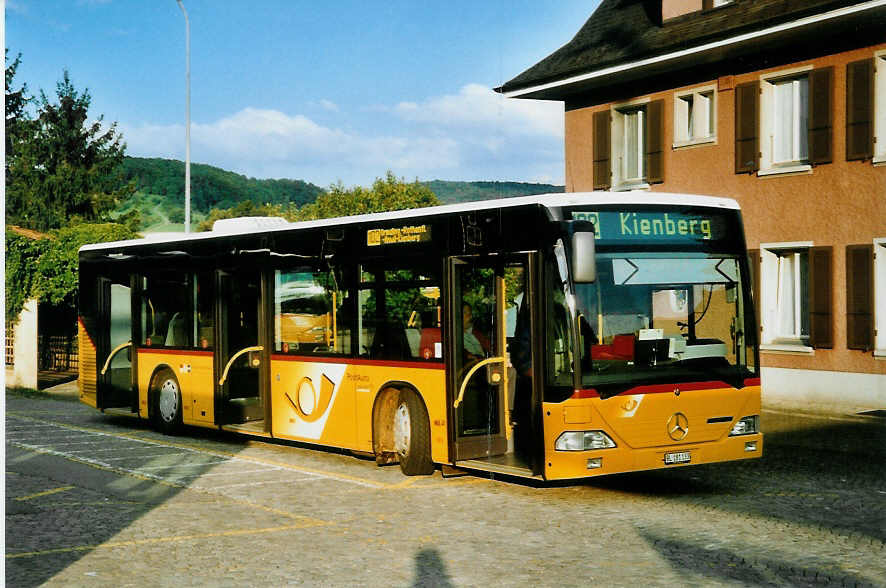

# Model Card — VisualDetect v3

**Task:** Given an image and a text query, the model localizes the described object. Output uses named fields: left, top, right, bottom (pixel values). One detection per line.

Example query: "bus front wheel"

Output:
left=152, top=368, right=182, bottom=435
left=393, top=390, right=434, bottom=476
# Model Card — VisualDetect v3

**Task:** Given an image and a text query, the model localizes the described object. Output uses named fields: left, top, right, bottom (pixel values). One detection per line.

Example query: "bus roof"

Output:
left=80, top=191, right=740, bottom=252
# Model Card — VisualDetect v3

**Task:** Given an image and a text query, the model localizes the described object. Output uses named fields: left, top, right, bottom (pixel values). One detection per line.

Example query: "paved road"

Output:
left=6, top=390, right=886, bottom=587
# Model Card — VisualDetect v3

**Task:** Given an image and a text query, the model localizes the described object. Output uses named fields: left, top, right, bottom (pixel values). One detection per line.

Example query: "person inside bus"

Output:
left=462, top=302, right=490, bottom=360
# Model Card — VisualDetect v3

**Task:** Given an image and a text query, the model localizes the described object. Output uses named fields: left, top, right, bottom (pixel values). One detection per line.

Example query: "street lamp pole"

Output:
left=176, top=0, right=191, bottom=233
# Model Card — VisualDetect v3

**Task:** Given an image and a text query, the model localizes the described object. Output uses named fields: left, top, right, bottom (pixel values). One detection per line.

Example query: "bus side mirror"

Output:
left=572, top=225, right=596, bottom=283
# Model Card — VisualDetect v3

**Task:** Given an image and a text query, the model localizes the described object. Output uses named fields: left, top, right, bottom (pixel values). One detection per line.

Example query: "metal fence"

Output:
left=5, top=327, right=14, bottom=366
left=38, top=334, right=79, bottom=372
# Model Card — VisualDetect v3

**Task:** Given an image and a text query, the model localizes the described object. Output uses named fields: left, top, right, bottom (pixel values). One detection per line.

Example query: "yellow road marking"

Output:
left=6, top=520, right=328, bottom=559
left=14, top=486, right=75, bottom=502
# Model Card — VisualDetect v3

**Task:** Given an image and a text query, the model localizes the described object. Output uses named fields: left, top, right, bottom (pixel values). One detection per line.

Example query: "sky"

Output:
left=5, top=1, right=601, bottom=188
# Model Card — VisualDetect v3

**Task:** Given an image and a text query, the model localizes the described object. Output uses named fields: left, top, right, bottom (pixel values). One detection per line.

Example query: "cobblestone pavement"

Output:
left=6, top=391, right=886, bottom=587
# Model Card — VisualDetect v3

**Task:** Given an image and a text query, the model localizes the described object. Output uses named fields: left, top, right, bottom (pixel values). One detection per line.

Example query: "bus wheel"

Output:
left=152, top=369, right=182, bottom=434
left=393, top=390, right=434, bottom=476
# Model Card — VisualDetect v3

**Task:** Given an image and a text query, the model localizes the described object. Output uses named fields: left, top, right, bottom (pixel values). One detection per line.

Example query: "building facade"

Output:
left=500, top=0, right=886, bottom=411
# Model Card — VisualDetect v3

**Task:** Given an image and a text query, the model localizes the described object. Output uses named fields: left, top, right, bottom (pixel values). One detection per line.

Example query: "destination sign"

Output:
left=572, top=211, right=729, bottom=244
left=367, top=224, right=431, bottom=247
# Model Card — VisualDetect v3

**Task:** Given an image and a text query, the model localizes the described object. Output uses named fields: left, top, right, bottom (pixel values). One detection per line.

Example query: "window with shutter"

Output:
left=808, top=246, right=833, bottom=349
left=759, top=243, right=815, bottom=352
left=846, top=59, right=873, bottom=161
left=674, top=85, right=716, bottom=147
left=748, top=249, right=761, bottom=335
left=592, top=110, right=611, bottom=190
left=875, top=239, right=886, bottom=354
left=876, top=53, right=886, bottom=163
left=808, top=67, right=833, bottom=165
left=846, top=245, right=874, bottom=351
left=646, top=99, right=664, bottom=184
left=734, top=81, right=759, bottom=173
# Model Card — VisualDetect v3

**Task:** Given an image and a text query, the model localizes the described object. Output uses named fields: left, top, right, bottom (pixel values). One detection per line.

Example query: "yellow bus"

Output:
left=79, top=192, right=762, bottom=480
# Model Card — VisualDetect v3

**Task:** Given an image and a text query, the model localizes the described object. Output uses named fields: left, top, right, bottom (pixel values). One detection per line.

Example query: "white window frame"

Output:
left=673, top=84, right=716, bottom=148
left=758, top=66, right=813, bottom=177
left=760, top=242, right=814, bottom=354
left=874, top=50, right=886, bottom=165
left=611, top=98, right=650, bottom=191
left=875, top=238, right=886, bottom=357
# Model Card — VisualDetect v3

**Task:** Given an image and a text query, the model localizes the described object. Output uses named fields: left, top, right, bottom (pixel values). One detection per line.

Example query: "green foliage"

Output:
left=119, top=157, right=324, bottom=221
left=5, top=231, right=42, bottom=325
left=296, top=172, right=439, bottom=221
left=423, top=180, right=563, bottom=204
left=5, top=65, right=134, bottom=231
left=5, top=223, right=137, bottom=325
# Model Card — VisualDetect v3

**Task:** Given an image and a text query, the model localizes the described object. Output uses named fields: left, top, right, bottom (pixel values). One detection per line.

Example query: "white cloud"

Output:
left=393, top=83, right=563, bottom=139
left=121, top=85, right=564, bottom=187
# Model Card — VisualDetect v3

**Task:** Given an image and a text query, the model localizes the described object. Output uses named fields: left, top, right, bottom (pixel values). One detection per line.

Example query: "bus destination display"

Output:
left=366, top=224, right=432, bottom=247
left=572, top=211, right=729, bottom=244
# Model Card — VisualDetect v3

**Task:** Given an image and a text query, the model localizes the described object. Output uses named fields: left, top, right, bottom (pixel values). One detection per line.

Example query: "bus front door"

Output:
left=216, top=270, right=267, bottom=429
left=449, top=254, right=537, bottom=472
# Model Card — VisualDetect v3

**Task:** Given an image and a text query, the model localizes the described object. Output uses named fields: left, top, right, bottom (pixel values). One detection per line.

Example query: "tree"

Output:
left=296, top=172, right=439, bottom=221
left=6, top=67, right=134, bottom=230
left=5, top=50, right=36, bottom=205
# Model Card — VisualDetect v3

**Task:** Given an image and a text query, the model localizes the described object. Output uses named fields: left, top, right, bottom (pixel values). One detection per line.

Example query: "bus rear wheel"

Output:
left=152, top=368, right=182, bottom=435
left=393, top=390, right=434, bottom=476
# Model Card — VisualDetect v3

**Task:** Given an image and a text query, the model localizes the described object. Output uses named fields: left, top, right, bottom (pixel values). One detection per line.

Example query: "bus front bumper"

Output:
left=543, top=433, right=763, bottom=481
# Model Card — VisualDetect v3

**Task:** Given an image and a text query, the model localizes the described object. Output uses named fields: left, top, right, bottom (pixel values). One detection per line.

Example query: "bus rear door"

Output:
left=96, top=275, right=137, bottom=412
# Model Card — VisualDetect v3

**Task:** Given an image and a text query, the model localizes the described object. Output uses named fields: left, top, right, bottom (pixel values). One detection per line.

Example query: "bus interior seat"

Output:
left=369, top=325, right=411, bottom=360
left=419, top=327, right=442, bottom=360
left=165, top=313, right=187, bottom=347
left=592, top=334, right=635, bottom=361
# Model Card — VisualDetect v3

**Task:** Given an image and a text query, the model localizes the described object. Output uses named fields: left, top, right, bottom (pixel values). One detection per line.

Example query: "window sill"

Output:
left=875, top=349, right=886, bottom=359
left=757, top=164, right=812, bottom=178
left=672, top=136, right=716, bottom=150
left=612, top=182, right=650, bottom=192
left=873, top=155, right=886, bottom=167
left=760, top=343, right=814, bottom=355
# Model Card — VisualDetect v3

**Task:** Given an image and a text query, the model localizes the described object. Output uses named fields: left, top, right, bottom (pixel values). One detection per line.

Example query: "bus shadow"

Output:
left=572, top=414, right=886, bottom=544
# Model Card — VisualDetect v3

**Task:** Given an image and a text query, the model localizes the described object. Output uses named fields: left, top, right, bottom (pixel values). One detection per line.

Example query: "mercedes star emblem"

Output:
left=667, top=412, right=689, bottom=441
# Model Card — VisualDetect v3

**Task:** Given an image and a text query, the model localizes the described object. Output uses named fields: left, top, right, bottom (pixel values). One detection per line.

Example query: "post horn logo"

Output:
left=667, top=412, right=689, bottom=441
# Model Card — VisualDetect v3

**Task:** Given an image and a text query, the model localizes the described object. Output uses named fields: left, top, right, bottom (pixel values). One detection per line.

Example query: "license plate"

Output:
left=664, top=451, right=691, bottom=465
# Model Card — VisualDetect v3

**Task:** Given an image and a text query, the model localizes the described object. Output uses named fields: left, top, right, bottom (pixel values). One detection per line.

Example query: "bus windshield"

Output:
left=574, top=252, right=754, bottom=396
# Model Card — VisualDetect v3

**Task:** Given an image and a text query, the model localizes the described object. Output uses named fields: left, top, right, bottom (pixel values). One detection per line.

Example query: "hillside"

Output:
left=120, top=157, right=325, bottom=212
left=116, top=157, right=564, bottom=232
left=422, top=180, right=563, bottom=204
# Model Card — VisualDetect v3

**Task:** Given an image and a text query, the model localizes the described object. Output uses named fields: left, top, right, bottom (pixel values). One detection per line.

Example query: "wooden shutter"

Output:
left=645, top=99, right=664, bottom=184
left=846, top=59, right=874, bottom=161
left=808, top=67, right=833, bottom=165
left=734, top=81, right=759, bottom=173
left=808, top=246, right=833, bottom=349
left=846, top=244, right=874, bottom=351
left=592, top=110, right=611, bottom=190
left=747, top=249, right=761, bottom=335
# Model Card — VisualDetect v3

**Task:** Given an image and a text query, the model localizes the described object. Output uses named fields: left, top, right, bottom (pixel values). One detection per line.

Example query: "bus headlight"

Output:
left=555, top=430, right=616, bottom=451
left=729, top=415, right=759, bottom=436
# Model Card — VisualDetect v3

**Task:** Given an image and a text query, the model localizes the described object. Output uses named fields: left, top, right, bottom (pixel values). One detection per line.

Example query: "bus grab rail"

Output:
left=100, top=341, right=132, bottom=376
left=453, top=356, right=506, bottom=409
left=219, top=346, right=264, bottom=386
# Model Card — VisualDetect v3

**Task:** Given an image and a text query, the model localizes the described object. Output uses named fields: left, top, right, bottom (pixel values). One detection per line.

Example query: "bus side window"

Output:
left=358, top=267, right=440, bottom=361
left=275, top=268, right=350, bottom=355
left=141, top=272, right=193, bottom=348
